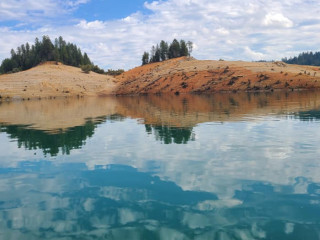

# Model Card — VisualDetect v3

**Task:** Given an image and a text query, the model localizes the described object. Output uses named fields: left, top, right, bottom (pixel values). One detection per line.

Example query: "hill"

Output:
left=0, top=62, right=116, bottom=100
left=1, top=58, right=320, bottom=101
left=0, top=36, right=93, bottom=75
left=115, top=57, right=320, bottom=94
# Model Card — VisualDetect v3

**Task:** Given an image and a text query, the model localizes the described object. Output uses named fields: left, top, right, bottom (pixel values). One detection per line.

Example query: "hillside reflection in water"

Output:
left=0, top=91, right=320, bottom=239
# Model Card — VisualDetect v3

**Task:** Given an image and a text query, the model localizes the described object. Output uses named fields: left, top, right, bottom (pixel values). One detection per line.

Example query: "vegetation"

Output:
left=282, top=52, right=320, bottom=66
left=0, top=35, right=125, bottom=76
left=81, top=64, right=92, bottom=74
left=0, top=36, right=93, bottom=74
left=105, top=69, right=125, bottom=76
left=142, top=39, right=193, bottom=65
left=80, top=64, right=124, bottom=76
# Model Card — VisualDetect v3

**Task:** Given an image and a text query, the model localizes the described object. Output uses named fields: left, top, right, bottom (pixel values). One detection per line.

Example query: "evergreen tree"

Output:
left=142, top=52, right=149, bottom=65
left=150, top=45, right=156, bottom=63
left=169, top=39, right=181, bottom=59
left=160, top=40, right=169, bottom=61
left=154, top=44, right=161, bottom=62
left=0, top=36, right=96, bottom=74
left=179, top=40, right=188, bottom=57
left=283, top=51, right=320, bottom=66
left=140, top=39, right=192, bottom=66
left=83, top=53, right=91, bottom=65
left=0, top=58, right=16, bottom=73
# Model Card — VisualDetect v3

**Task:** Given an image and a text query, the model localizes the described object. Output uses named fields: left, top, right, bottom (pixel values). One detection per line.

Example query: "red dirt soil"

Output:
left=115, top=57, right=320, bottom=95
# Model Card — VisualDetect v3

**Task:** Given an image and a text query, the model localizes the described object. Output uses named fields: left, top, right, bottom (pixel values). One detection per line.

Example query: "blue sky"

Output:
left=0, top=0, right=320, bottom=69
left=74, top=0, right=153, bottom=21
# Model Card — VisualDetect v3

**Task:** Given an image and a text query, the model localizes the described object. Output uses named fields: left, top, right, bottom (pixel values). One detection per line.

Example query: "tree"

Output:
left=0, top=36, right=96, bottom=74
left=169, top=39, right=181, bottom=59
left=180, top=40, right=188, bottom=57
left=160, top=40, right=169, bottom=61
left=154, top=44, right=161, bottom=62
left=40, top=35, right=55, bottom=61
left=142, top=52, right=149, bottom=65
left=140, top=39, right=192, bottom=65
left=150, top=45, right=156, bottom=63
left=83, top=53, right=91, bottom=65
left=282, top=51, right=320, bottom=66
left=0, top=58, right=16, bottom=73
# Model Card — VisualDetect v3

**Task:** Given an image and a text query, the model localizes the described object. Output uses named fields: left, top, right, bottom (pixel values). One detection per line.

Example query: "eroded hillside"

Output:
left=115, top=57, right=320, bottom=95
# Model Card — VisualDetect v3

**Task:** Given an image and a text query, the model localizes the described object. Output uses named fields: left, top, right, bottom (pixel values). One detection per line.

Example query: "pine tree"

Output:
left=160, top=40, right=169, bottom=61
left=180, top=40, right=188, bottom=57
left=154, top=44, right=161, bottom=62
left=140, top=39, right=193, bottom=66
left=150, top=45, right=156, bottom=63
left=142, top=52, right=149, bottom=65
left=169, top=39, right=181, bottom=59
left=0, top=36, right=95, bottom=74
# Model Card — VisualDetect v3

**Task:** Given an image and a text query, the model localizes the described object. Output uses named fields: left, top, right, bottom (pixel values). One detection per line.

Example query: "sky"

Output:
left=0, top=0, right=320, bottom=70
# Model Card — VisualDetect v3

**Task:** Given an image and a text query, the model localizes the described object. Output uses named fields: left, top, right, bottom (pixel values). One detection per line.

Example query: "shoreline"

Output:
left=1, top=88, right=320, bottom=103
left=1, top=58, right=320, bottom=101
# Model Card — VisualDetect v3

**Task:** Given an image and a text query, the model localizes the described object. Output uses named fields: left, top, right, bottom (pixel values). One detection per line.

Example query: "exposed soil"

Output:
left=115, top=57, right=320, bottom=95
left=0, top=62, right=116, bottom=100
left=1, top=58, right=320, bottom=101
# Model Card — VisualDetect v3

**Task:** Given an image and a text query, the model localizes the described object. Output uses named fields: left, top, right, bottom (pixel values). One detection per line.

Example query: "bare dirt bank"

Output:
left=1, top=58, right=320, bottom=100
left=0, top=62, right=116, bottom=100
left=115, top=57, right=320, bottom=94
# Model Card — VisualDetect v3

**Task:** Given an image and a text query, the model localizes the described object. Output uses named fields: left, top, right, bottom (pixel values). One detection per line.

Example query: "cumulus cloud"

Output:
left=0, top=0, right=89, bottom=22
left=0, top=0, right=320, bottom=69
left=244, top=46, right=265, bottom=60
left=263, top=12, right=293, bottom=28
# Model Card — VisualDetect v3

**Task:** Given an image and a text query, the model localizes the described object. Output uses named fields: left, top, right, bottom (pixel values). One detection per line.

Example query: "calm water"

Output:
left=0, top=92, right=320, bottom=240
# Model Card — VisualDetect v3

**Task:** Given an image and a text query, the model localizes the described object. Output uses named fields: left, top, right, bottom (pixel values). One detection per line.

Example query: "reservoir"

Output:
left=0, top=91, right=320, bottom=239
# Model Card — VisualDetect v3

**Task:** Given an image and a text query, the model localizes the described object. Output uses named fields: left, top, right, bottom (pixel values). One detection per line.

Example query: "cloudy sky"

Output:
left=0, top=0, right=320, bottom=69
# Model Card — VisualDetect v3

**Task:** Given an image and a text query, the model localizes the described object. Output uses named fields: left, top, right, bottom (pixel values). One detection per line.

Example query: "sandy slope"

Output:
left=1, top=59, right=320, bottom=100
left=0, top=62, right=116, bottom=100
left=116, top=57, right=320, bottom=94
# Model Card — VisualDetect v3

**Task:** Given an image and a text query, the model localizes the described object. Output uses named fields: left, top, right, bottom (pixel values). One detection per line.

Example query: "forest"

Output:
left=142, top=39, right=193, bottom=65
left=0, top=36, right=94, bottom=74
left=282, top=52, right=320, bottom=66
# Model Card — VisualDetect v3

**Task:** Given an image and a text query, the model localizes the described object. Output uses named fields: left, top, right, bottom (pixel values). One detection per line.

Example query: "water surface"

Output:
left=0, top=92, right=320, bottom=239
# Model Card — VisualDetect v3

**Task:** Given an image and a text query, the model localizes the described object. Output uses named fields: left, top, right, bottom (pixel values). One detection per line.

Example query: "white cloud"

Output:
left=263, top=12, right=293, bottom=28
left=244, top=46, right=265, bottom=60
left=77, top=20, right=106, bottom=30
left=0, top=0, right=89, bottom=22
left=0, top=0, right=320, bottom=69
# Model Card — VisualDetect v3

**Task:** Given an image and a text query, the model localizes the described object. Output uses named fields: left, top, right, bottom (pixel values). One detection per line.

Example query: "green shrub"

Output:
left=91, top=65, right=105, bottom=74
left=105, top=69, right=125, bottom=76
left=12, top=68, right=21, bottom=73
left=81, top=64, right=92, bottom=74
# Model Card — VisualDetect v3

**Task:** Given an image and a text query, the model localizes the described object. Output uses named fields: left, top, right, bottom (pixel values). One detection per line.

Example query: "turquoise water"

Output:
left=0, top=92, right=320, bottom=239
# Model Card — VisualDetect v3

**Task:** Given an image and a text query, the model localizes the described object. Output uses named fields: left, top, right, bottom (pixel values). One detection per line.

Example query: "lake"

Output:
left=0, top=91, right=320, bottom=240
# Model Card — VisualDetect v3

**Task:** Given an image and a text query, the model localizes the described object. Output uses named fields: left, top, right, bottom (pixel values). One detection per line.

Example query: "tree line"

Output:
left=282, top=52, right=320, bottom=66
left=0, top=36, right=93, bottom=74
left=142, top=39, right=193, bottom=65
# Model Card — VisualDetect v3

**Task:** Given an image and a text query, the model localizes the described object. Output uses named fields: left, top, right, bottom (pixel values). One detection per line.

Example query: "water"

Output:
left=0, top=91, right=320, bottom=240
